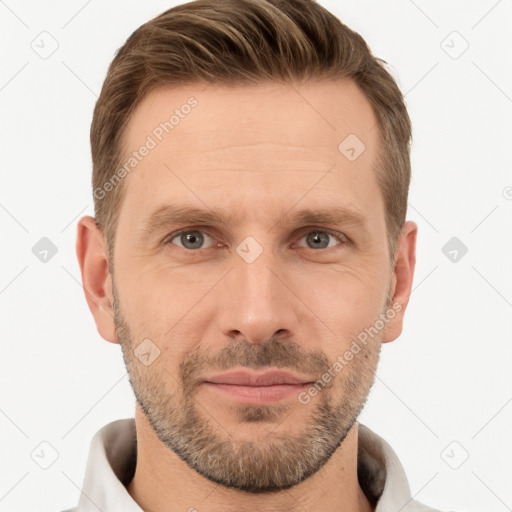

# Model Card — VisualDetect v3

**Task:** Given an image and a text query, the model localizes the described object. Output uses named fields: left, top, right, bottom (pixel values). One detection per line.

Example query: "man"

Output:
left=69, top=0, right=448, bottom=510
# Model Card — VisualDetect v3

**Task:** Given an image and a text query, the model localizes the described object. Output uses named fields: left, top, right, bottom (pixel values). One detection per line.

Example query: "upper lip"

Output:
left=203, top=369, right=315, bottom=386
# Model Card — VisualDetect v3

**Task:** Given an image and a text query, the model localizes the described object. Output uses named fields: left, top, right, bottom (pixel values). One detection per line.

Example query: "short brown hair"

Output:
left=91, top=0, right=412, bottom=263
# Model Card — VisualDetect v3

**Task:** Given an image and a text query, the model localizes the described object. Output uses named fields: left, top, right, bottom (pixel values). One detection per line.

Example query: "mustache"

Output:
left=179, top=337, right=332, bottom=388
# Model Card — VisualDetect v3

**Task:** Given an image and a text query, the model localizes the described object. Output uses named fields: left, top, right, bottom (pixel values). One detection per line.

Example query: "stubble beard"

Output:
left=112, top=284, right=382, bottom=493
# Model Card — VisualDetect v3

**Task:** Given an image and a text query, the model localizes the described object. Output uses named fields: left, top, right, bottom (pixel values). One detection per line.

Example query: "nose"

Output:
left=217, top=245, right=299, bottom=344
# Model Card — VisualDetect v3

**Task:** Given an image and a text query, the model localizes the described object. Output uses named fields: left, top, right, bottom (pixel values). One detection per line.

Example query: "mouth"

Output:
left=202, top=368, right=315, bottom=404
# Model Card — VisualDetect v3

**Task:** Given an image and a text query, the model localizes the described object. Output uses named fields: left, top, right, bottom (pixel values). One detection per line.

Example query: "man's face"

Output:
left=110, top=80, right=396, bottom=492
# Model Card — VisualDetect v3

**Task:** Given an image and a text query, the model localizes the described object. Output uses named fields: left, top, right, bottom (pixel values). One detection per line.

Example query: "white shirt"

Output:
left=62, top=418, right=448, bottom=512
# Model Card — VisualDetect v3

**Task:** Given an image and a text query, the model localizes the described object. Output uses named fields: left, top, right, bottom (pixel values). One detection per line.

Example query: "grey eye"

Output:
left=170, top=230, right=214, bottom=250
left=306, top=232, right=329, bottom=249
left=297, top=231, right=343, bottom=250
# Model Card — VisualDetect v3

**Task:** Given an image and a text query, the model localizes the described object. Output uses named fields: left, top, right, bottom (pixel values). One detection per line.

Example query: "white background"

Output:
left=1, top=1, right=511, bottom=511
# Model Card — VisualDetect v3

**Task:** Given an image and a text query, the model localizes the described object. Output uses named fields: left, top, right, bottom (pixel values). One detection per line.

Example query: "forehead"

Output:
left=117, top=80, right=384, bottom=234
left=124, top=80, right=378, bottom=158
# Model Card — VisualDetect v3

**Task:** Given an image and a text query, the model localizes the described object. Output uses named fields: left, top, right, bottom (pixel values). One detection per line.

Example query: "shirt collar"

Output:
left=70, top=418, right=432, bottom=512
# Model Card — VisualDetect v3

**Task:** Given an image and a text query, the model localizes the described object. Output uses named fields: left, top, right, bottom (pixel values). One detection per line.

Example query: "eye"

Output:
left=294, top=229, right=348, bottom=250
left=163, top=228, right=348, bottom=252
left=165, top=229, right=217, bottom=250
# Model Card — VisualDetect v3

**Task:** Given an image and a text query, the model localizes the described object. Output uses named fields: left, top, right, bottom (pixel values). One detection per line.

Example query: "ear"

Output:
left=381, top=220, right=418, bottom=343
left=75, top=215, right=118, bottom=344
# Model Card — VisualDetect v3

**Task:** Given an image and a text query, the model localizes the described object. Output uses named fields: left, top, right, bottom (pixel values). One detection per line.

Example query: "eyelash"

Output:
left=163, top=227, right=350, bottom=252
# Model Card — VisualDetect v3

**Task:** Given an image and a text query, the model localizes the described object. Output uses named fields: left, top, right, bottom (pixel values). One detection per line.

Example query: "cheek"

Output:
left=297, top=265, right=388, bottom=340
left=117, top=255, right=204, bottom=315
left=116, top=268, right=216, bottom=362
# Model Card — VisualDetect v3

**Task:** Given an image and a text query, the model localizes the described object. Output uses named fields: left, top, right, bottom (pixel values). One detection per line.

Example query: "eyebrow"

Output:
left=138, top=204, right=369, bottom=237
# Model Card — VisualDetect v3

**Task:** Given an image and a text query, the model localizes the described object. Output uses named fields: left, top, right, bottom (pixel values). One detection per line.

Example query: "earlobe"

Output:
left=76, top=216, right=118, bottom=344
left=381, top=221, right=418, bottom=343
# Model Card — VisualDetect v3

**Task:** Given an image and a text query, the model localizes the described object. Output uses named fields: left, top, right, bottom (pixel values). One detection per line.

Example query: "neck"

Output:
left=126, top=405, right=374, bottom=512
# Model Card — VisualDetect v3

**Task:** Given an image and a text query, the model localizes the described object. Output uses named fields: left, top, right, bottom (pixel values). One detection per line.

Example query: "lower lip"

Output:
left=203, top=382, right=310, bottom=404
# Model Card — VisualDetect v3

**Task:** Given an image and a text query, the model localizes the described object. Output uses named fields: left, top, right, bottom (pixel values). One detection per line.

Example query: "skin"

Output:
left=76, top=79, right=417, bottom=512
